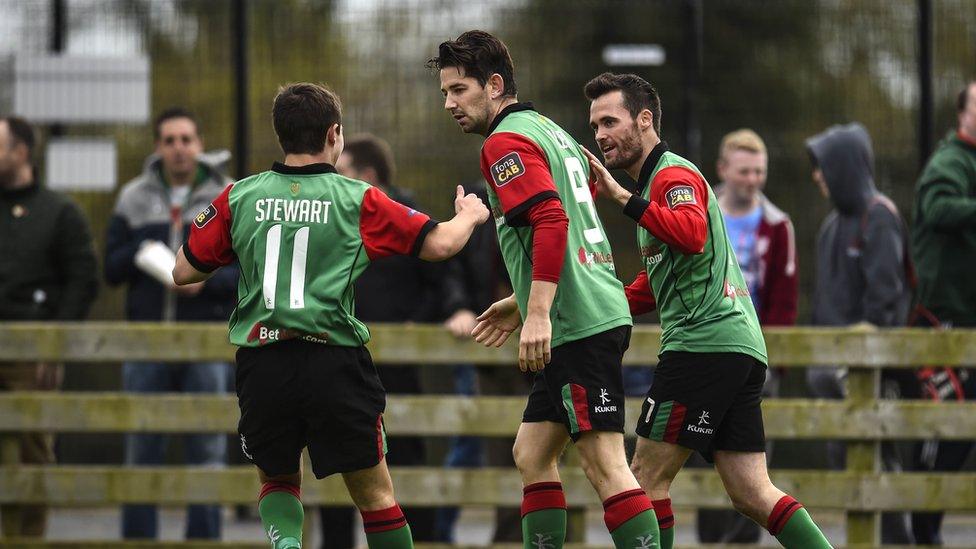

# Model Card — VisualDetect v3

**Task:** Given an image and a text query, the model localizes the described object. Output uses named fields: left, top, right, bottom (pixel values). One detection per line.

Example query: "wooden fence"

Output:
left=1, top=323, right=975, bottom=548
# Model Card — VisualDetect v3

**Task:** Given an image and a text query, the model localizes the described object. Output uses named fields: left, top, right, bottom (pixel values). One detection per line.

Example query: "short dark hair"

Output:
left=344, top=134, right=395, bottom=186
left=427, top=30, right=517, bottom=97
left=957, top=80, right=976, bottom=113
left=272, top=82, right=342, bottom=156
left=154, top=107, right=200, bottom=140
left=1, top=116, right=36, bottom=162
left=583, top=72, right=662, bottom=134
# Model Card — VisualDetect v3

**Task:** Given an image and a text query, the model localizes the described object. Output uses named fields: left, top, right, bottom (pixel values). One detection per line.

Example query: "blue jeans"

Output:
left=433, top=365, right=484, bottom=542
left=121, top=361, right=228, bottom=540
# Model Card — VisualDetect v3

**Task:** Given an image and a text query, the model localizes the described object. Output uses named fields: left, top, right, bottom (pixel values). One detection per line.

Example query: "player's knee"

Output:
left=512, top=439, right=555, bottom=476
left=630, top=453, right=668, bottom=491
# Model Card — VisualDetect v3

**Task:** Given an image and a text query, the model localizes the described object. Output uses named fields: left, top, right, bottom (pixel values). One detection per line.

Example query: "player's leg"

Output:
left=512, top=420, right=569, bottom=549
left=575, top=430, right=660, bottom=549
left=257, top=467, right=305, bottom=549
left=306, top=345, right=412, bottom=548
left=342, top=458, right=414, bottom=548
left=235, top=342, right=307, bottom=549
left=714, top=451, right=831, bottom=548
left=630, top=437, right=692, bottom=549
left=711, top=357, right=831, bottom=548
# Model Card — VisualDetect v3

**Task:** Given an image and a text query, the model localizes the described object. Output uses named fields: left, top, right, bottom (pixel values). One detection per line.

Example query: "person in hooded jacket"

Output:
left=805, top=122, right=914, bottom=544
left=105, top=108, right=237, bottom=540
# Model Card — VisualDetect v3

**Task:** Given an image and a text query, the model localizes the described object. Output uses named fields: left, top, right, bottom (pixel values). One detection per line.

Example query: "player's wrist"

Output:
left=612, top=186, right=632, bottom=205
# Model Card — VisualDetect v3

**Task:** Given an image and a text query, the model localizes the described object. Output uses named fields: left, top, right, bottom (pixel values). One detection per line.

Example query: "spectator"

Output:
left=0, top=116, right=98, bottom=538
left=434, top=180, right=526, bottom=544
left=319, top=134, right=441, bottom=548
left=104, top=108, right=236, bottom=540
left=700, top=128, right=798, bottom=543
left=909, top=79, right=976, bottom=545
left=806, top=122, right=913, bottom=544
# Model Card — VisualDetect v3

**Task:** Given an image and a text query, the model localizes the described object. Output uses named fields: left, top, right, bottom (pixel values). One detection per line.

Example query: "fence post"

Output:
left=845, top=365, right=880, bottom=546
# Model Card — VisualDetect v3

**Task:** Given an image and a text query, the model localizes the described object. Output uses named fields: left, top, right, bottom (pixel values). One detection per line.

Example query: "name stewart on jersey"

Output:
left=254, top=198, right=332, bottom=224
left=184, top=162, right=436, bottom=349
left=480, top=103, right=631, bottom=348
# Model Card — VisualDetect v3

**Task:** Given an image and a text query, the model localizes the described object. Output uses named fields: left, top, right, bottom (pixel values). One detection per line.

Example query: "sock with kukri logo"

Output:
left=521, top=481, right=567, bottom=549
left=604, top=489, right=660, bottom=549
left=258, top=481, right=303, bottom=549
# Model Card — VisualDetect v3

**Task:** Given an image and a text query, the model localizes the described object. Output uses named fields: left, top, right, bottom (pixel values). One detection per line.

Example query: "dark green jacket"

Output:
left=911, top=130, right=976, bottom=326
left=0, top=182, right=98, bottom=320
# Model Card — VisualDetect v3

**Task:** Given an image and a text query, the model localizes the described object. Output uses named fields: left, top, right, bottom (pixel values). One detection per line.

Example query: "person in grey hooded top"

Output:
left=807, top=122, right=911, bottom=329
left=805, top=122, right=914, bottom=544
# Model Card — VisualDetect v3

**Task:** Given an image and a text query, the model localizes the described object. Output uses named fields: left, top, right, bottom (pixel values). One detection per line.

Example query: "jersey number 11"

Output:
left=262, top=224, right=308, bottom=310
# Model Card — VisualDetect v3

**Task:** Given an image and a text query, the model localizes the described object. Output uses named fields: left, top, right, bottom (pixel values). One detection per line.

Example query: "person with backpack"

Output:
left=805, top=123, right=914, bottom=544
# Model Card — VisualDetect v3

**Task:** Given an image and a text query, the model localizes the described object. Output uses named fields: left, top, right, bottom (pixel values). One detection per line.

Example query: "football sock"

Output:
left=604, top=489, right=660, bottom=549
left=651, top=498, right=674, bottom=549
left=361, top=504, right=414, bottom=548
left=258, top=481, right=303, bottom=549
left=767, top=495, right=832, bottom=548
left=521, top=481, right=567, bottom=549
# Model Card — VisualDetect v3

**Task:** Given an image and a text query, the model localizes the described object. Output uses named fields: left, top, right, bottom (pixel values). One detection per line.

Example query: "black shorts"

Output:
left=235, top=339, right=387, bottom=479
left=636, top=351, right=767, bottom=462
left=522, top=325, right=630, bottom=441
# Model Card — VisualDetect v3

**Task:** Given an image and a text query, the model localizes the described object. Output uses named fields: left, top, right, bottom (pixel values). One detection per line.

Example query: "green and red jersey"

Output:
left=185, top=162, right=436, bottom=348
left=623, top=142, right=767, bottom=364
left=480, top=103, right=631, bottom=347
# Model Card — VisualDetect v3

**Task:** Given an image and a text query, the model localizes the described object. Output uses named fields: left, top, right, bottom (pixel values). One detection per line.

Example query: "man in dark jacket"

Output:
left=105, top=108, right=237, bottom=540
left=908, top=80, right=976, bottom=545
left=318, top=134, right=442, bottom=548
left=0, top=116, right=98, bottom=538
left=806, top=122, right=913, bottom=544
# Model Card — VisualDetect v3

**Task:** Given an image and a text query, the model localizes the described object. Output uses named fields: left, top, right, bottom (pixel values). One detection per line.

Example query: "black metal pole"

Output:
left=681, top=0, right=703, bottom=164
left=50, top=0, right=66, bottom=141
left=917, top=0, right=933, bottom=169
left=233, top=0, right=250, bottom=179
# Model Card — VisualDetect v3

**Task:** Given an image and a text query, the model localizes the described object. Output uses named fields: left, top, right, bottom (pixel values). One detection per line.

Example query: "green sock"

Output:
left=258, top=486, right=303, bottom=549
left=769, top=496, right=832, bottom=548
left=521, top=481, right=567, bottom=549
left=362, top=504, right=414, bottom=548
left=522, top=508, right=567, bottom=549
left=658, top=526, right=674, bottom=549
left=651, top=498, right=674, bottom=549
left=610, top=509, right=661, bottom=549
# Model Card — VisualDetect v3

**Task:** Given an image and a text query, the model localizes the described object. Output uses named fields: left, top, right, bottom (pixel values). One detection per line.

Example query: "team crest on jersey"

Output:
left=194, top=204, right=217, bottom=228
left=490, top=152, right=526, bottom=187
left=290, top=182, right=301, bottom=195
left=665, top=185, right=696, bottom=209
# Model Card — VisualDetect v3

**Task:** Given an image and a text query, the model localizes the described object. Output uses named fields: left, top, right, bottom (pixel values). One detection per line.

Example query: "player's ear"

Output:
left=639, top=109, right=653, bottom=132
left=488, top=73, right=504, bottom=99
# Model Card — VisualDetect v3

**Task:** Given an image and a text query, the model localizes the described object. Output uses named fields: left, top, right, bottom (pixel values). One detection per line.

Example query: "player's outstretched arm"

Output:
left=471, top=293, right=521, bottom=348
left=173, top=246, right=216, bottom=285
left=419, top=185, right=489, bottom=261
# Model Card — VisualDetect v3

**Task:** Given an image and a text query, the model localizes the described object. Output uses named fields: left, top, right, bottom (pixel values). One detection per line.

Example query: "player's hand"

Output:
left=580, top=146, right=632, bottom=206
left=454, top=185, right=490, bottom=224
left=519, top=312, right=552, bottom=373
left=444, top=309, right=478, bottom=339
left=471, top=295, right=521, bottom=348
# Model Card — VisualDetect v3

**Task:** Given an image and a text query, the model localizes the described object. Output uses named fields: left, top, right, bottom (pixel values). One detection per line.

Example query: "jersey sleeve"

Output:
left=360, top=186, right=438, bottom=260
left=623, top=166, right=709, bottom=255
left=184, top=183, right=235, bottom=273
left=625, top=270, right=657, bottom=315
left=480, top=132, right=559, bottom=226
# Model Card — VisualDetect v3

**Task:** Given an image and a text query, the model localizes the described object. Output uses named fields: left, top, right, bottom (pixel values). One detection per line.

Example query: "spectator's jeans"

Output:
left=122, top=361, right=228, bottom=540
left=0, top=361, right=60, bottom=538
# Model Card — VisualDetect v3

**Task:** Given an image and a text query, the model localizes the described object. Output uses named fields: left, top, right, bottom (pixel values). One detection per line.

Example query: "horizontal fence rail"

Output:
left=2, top=323, right=976, bottom=366
left=1, top=393, right=974, bottom=440
left=1, top=466, right=974, bottom=511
